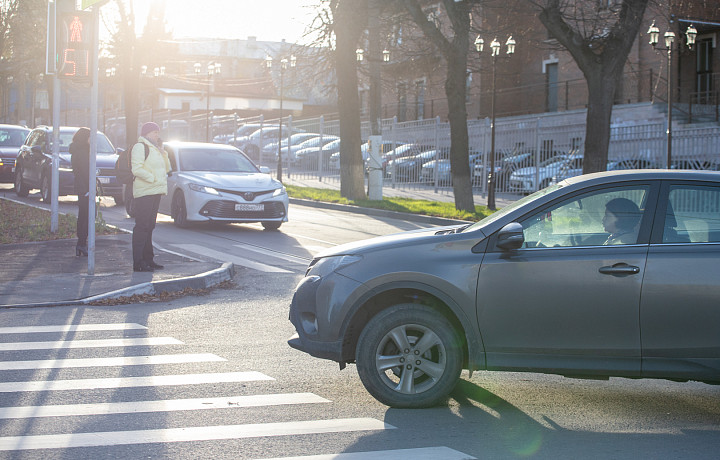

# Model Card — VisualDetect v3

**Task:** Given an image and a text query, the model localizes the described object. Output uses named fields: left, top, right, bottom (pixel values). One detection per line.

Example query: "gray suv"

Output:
left=289, top=170, right=720, bottom=408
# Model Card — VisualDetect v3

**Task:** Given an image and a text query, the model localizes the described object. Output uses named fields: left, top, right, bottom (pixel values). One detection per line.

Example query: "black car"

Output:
left=0, top=124, right=30, bottom=183
left=14, top=126, right=124, bottom=203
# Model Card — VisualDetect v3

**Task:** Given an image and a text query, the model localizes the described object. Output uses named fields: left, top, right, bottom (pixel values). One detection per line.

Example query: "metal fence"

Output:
left=67, top=102, right=720, bottom=198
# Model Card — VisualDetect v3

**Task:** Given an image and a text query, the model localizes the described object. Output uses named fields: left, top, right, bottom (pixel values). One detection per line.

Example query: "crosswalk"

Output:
left=0, top=322, right=475, bottom=458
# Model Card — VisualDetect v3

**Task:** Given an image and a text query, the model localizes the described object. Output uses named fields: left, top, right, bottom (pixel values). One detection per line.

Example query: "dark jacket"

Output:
left=70, top=141, right=90, bottom=196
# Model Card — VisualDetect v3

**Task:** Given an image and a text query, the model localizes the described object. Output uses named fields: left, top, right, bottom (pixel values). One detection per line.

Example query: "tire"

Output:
left=41, top=174, right=51, bottom=203
left=262, top=221, right=282, bottom=231
left=112, top=194, right=124, bottom=206
left=355, top=304, right=463, bottom=408
left=14, top=166, right=29, bottom=197
left=172, top=193, right=189, bottom=228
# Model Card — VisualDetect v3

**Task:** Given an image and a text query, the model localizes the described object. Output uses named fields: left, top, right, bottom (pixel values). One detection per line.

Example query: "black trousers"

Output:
left=77, top=194, right=89, bottom=246
left=132, top=194, right=161, bottom=267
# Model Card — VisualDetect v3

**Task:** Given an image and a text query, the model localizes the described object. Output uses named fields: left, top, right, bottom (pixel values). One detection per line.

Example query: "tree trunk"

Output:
left=334, top=0, right=367, bottom=200
left=583, top=74, right=616, bottom=173
left=446, top=51, right=474, bottom=212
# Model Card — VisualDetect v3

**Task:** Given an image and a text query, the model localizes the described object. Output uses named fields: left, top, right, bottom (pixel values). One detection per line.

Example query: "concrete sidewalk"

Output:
left=0, top=233, right=232, bottom=308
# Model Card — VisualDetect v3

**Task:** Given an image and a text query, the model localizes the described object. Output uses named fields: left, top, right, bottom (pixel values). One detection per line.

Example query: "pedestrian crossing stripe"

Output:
left=0, top=337, right=182, bottom=351
left=0, top=371, right=273, bottom=393
left=0, top=418, right=393, bottom=451
left=173, top=244, right=293, bottom=273
left=0, top=393, right=330, bottom=419
left=0, top=353, right=225, bottom=371
left=0, top=323, right=147, bottom=334
left=255, top=447, right=477, bottom=460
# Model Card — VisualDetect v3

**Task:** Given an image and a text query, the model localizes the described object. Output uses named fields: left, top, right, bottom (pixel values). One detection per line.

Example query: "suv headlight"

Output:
left=307, top=255, right=362, bottom=278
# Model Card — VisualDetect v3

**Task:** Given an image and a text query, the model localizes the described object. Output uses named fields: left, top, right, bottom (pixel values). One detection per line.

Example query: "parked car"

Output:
left=388, top=148, right=448, bottom=182
left=0, top=124, right=30, bottom=183
left=232, top=125, right=293, bottom=162
left=475, top=149, right=559, bottom=191
left=327, top=140, right=398, bottom=171
left=294, top=135, right=340, bottom=169
left=263, top=132, right=321, bottom=164
left=14, top=126, right=123, bottom=203
left=152, top=141, right=288, bottom=229
left=288, top=170, right=720, bottom=408
left=213, top=123, right=268, bottom=145
left=420, top=152, right=483, bottom=186
left=509, top=154, right=579, bottom=193
left=297, top=138, right=342, bottom=170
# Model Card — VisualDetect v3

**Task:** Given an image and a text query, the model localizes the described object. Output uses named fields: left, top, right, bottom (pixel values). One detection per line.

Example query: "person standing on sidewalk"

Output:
left=70, top=127, right=91, bottom=257
left=131, top=122, right=170, bottom=272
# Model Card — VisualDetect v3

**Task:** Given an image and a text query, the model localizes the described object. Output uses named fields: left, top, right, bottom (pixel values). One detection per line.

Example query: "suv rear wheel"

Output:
left=14, top=166, right=29, bottom=197
left=356, top=304, right=463, bottom=408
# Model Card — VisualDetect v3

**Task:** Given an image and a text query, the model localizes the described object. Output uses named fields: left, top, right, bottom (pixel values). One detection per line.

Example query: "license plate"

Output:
left=98, top=177, right=110, bottom=184
left=235, top=204, right=263, bottom=211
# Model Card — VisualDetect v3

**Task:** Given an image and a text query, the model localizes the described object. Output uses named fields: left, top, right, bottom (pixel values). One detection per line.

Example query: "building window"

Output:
left=415, top=79, right=426, bottom=120
left=397, top=82, right=407, bottom=122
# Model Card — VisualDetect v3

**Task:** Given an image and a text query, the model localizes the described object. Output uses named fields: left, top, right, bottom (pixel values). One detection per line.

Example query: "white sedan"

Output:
left=159, top=142, right=289, bottom=230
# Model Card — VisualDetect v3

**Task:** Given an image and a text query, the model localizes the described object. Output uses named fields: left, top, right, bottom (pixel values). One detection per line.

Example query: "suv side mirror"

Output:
left=497, top=222, right=525, bottom=250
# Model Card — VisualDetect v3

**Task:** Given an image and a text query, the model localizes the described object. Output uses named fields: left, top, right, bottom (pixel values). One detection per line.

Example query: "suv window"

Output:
left=663, top=185, right=720, bottom=243
left=520, top=186, right=649, bottom=247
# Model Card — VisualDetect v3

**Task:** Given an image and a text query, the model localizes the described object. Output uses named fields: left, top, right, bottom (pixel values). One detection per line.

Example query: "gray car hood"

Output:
left=179, top=171, right=280, bottom=190
left=314, top=224, right=477, bottom=259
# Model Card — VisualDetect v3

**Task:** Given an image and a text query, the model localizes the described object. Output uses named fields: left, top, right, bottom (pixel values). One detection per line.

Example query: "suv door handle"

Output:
left=599, top=263, right=640, bottom=275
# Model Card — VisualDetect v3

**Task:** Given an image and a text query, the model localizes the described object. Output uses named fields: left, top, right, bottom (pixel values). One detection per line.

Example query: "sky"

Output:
left=135, top=0, right=321, bottom=44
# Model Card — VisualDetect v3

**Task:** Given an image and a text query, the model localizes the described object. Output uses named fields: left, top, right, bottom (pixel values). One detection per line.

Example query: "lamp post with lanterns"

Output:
left=475, top=34, right=515, bottom=211
left=266, top=54, right=296, bottom=181
left=647, top=20, right=697, bottom=168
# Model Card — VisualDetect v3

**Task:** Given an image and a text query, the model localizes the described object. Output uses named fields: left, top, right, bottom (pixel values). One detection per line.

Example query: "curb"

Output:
left=0, top=263, right=235, bottom=309
left=289, top=198, right=471, bottom=226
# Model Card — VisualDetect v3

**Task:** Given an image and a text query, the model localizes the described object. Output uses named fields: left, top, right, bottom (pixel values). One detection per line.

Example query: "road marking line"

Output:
left=256, top=447, right=477, bottom=460
left=0, top=353, right=225, bottom=371
left=0, top=323, right=147, bottom=335
left=172, top=244, right=293, bottom=273
left=0, top=393, right=329, bottom=419
left=0, top=337, right=183, bottom=351
left=232, top=244, right=310, bottom=264
left=0, top=418, right=393, bottom=451
left=282, top=231, right=337, bottom=246
left=0, top=371, right=273, bottom=393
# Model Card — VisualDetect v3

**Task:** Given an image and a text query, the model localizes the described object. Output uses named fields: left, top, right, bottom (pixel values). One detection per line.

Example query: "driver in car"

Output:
left=603, top=198, right=641, bottom=245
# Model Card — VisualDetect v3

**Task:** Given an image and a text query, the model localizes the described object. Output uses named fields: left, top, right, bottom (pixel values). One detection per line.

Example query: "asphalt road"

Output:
left=1, top=186, right=719, bottom=458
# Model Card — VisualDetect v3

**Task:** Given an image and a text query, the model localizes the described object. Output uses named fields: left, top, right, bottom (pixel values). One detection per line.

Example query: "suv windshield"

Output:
left=463, top=184, right=562, bottom=232
left=49, top=129, right=115, bottom=154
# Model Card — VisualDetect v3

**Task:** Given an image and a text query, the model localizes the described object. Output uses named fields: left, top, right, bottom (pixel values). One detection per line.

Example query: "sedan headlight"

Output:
left=273, top=185, right=287, bottom=197
left=188, top=183, right=220, bottom=195
left=307, top=255, right=362, bottom=278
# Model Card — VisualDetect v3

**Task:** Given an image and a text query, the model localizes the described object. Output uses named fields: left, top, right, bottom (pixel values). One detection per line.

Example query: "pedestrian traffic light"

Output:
left=57, top=11, right=93, bottom=81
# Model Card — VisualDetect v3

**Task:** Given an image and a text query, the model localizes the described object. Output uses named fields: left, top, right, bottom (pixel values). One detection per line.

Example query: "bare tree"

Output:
left=402, top=0, right=475, bottom=212
left=534, top=0, right=650, bottom=173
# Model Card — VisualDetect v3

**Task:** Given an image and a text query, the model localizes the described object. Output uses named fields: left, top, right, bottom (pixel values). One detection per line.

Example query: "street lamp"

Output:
left=476, top=34, right=515, bottom=211
left=266, top=54, right=296, bottom=181
left=647, top=20, right=697, bottom=168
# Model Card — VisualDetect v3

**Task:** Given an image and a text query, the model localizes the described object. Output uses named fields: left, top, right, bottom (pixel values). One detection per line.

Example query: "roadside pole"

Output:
left=86, top=4, right=100, bottom=275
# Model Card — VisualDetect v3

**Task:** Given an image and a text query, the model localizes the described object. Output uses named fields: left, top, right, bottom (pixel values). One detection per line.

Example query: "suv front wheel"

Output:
left=355, top=304, right=463, bottom=408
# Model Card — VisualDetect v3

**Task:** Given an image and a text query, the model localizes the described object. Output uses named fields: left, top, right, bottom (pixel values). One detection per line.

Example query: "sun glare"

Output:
left=132, top=0, right=318, bottom=44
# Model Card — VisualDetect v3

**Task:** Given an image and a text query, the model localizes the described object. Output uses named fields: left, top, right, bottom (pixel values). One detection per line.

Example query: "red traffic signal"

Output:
left=57, top=12, right=93, bottom=81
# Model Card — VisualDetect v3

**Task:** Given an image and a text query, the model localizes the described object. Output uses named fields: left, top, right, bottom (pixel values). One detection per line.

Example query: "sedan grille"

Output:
left=199, top=200, right=286, bottom=219
left=217, top=188, right=276, bottom=201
